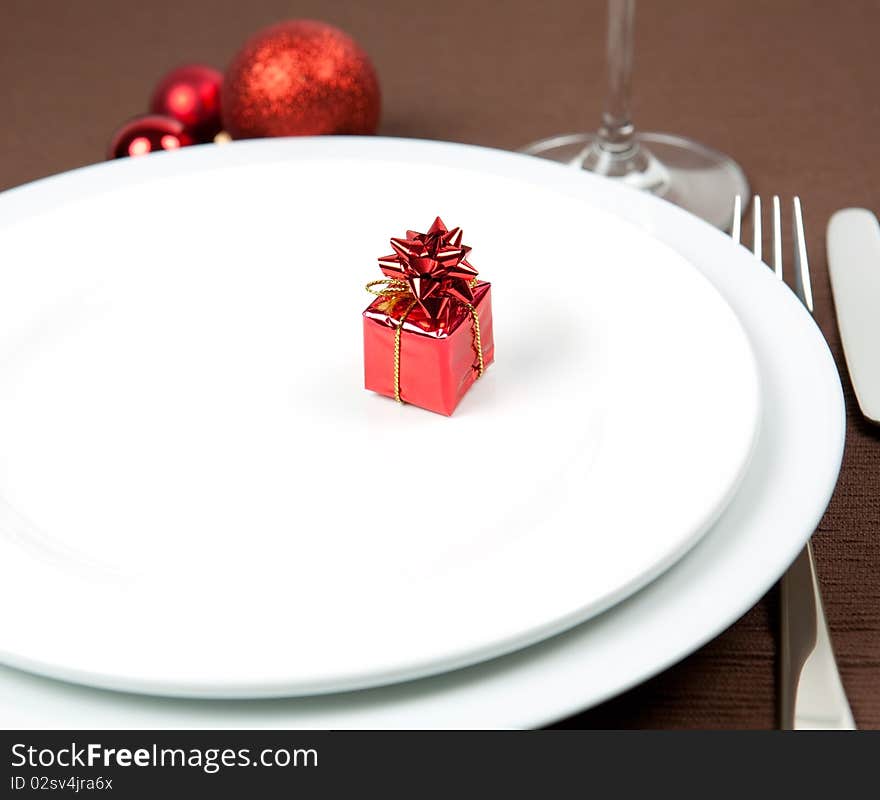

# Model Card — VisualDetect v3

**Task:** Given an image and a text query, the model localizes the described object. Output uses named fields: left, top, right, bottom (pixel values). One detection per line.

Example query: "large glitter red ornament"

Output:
left=107, top=114, right=195, bottom=159
left=221, top=20, right=381, bottom=139
left=149, top=64, right=224, bottom=142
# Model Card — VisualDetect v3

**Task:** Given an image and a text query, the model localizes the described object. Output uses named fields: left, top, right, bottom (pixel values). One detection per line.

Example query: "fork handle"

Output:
left=779, top=542, right=856, bottom=729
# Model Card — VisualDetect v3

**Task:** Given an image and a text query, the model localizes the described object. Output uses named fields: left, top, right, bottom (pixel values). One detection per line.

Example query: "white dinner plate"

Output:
left=0, top=138, right=760, bottom=698
left=0, top=139, right=842, bottom=728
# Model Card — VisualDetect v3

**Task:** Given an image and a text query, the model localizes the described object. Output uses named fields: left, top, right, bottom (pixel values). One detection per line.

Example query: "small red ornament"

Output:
left=222, top=20, right=381, bottom=139
left=107, top=114, right=195, bottom=160
left=150, top=64, right=224, bottom=142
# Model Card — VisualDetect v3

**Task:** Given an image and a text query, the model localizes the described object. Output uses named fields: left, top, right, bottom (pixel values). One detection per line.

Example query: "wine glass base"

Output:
left=521, top=132, right=749, bottom=232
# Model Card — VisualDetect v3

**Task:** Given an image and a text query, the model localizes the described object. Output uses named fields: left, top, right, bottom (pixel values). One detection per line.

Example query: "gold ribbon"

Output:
left=366, top=278, right=484, bottom=404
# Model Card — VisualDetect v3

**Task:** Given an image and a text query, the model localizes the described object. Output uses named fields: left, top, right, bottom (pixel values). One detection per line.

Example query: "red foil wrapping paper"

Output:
left=363, top=218, right=495, bottom=415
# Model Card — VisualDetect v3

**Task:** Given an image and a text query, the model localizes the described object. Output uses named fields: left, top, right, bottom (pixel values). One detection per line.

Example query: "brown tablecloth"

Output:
left=1, top=0, right=878, bottom=728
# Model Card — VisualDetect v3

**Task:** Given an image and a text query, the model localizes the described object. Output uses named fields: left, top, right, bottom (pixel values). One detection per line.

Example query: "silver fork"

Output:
left=732, top=195, right=855, bottom=729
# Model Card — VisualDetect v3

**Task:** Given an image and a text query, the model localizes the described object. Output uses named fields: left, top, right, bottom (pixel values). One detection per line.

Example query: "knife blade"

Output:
left=827, top=208, right=880, bottom=423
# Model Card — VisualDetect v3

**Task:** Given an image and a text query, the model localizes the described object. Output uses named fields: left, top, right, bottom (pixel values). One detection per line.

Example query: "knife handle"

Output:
left=779, top=542, right=855, bottom=729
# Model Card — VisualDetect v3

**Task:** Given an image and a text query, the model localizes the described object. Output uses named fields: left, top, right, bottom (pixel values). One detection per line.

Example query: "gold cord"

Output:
left=466, top=303, right=484, bottom=377
left=366, top=278, right=409, bottom=297
left=393, top=299, right=418, bottom=402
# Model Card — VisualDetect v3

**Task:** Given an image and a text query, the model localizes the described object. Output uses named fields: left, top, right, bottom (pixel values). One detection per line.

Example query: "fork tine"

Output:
left=772, top=196, right=783, bottom=280
left=752, top=195, right=762, bottom=261
left=792, top=197, right=814, bottom=312
left=731, top=195, right=742, bottom=243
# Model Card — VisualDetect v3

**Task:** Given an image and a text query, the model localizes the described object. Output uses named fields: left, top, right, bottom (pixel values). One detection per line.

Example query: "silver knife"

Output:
left=827, top=209, right=880, bottom=423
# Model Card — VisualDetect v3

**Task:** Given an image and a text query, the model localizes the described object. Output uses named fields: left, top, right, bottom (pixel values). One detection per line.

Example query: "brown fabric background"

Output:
left=1, top=0, right=878, bottom=728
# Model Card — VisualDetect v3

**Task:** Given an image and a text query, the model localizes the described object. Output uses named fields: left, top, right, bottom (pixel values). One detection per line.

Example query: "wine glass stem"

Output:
left=597, top=0, right=637, bottom=155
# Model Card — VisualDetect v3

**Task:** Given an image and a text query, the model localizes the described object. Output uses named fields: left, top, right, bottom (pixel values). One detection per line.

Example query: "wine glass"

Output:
left=521, top=0, right=748, bottom=231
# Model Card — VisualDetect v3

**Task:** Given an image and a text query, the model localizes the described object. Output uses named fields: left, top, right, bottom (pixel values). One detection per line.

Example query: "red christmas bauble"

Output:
left=150, top=64, right=224, bottom=142
left=221, top=20, right=381, bottom=139
left=108, top=114, right=195, bottom=159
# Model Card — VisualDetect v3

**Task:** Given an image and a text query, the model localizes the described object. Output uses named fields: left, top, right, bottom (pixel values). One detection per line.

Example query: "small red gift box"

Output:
left=363, top=218, right=495, bottom=416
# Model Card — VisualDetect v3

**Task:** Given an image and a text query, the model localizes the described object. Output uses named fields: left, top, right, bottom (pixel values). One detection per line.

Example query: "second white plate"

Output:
left=0, top=138, right=759, bottom=697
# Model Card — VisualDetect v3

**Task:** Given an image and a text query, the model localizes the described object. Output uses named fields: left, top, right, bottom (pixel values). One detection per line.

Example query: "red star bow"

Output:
left=378, top=217, right=479, bottom=326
